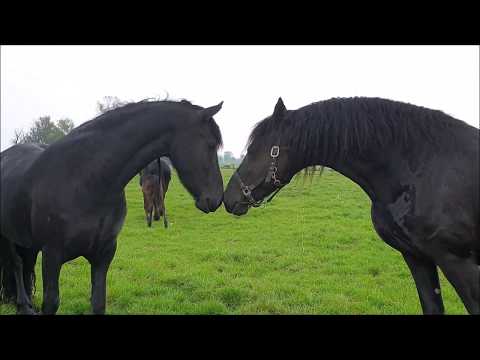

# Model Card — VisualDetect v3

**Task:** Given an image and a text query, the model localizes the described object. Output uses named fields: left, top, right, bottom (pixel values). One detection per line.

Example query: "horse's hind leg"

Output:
left=402, top=252, right=445, bottom=314
left=41, top=248, right=63, bottom=315
left=435, top=252, right=479, bottom=314
left=163, top=206, right=168, bottom=229
left=3, top=242, right=36, bottom=315
left=88, top=239, right=116, bottom=315
left=0, top=237, right=35, bottom=315
left=153, top=202, right=160, bottom=221
left=146, top=210, right=153, bottom=227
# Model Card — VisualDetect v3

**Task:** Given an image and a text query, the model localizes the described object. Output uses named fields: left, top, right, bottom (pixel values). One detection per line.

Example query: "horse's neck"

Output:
left=65, top=111, right=175, bottom=198
left=113, top=133, right=172, bottom=193
left=301, top=145, right=405, bottom=204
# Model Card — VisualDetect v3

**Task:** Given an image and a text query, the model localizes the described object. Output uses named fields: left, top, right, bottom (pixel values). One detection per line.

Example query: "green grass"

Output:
left=0, top=169, right=467, bottom=314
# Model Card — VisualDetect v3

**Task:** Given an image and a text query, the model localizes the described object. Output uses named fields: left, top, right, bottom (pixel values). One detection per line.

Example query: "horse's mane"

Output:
left=69, top=98, right=222, bottom=149
left=247, top=97, right=472, bottom=166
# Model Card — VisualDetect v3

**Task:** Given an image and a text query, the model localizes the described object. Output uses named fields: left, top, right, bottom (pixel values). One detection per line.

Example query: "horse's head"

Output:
left=224, top=98, right=296, bottom=215
left=169, top=101, right=224, bottom=213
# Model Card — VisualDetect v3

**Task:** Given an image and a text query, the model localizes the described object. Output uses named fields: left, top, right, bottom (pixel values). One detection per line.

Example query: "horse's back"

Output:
left=1, top=144, right=45, bottom=247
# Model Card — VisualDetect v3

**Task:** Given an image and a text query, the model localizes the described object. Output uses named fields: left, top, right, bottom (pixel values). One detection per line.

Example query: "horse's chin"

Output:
left=195, top=200, right=211, bottom=213
left=229, top=203, right=250, bottom=216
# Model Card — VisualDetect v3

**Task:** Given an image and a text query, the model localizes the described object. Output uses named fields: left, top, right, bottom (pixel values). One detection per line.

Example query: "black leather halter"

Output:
left=234, top=145, right=287, bottom=208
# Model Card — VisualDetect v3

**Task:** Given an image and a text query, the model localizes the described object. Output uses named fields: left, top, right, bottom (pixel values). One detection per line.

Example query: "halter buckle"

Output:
left=270, top=145, right=280, bottom=158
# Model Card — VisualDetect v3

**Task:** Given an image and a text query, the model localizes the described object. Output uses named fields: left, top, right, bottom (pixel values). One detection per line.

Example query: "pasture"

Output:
left=0, top=169, right=467, bottom=314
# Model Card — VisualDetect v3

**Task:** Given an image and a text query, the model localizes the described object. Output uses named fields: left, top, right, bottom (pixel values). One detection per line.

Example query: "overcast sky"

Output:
left=1, top=45, right=478, bottom=157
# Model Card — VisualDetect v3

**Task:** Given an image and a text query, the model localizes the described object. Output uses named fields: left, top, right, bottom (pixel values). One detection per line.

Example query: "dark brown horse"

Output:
left=224, top=97, right=479, bottom=314
left=140, top=158, right=171, bottom=228
left=1, top=99, right=224, bottom=315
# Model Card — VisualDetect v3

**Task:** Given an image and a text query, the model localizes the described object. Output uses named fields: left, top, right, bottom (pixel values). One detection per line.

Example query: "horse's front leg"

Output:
left=21, top=249, right=39, bottom=311
left=402, top=252, right=445, bottom=314
left=89, top=240, right=117, bottom=315
left=41, top=247, right=63, bottom=315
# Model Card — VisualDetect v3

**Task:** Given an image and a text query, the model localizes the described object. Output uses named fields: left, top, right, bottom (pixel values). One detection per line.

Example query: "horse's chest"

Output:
left=33, top=196, right=126, bottom=258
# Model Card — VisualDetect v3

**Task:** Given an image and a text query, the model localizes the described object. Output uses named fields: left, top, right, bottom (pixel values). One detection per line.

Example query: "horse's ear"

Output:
left=201, top=101, right=223, bottom=119
left=273, top=97, right=287, bottom=118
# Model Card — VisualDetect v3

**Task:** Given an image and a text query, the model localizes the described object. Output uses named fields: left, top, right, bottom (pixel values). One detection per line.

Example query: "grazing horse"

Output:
left=1, top=99, right=224, bottom=315
left=140, top=158, right=172, bottom=228
left=224, top=97, right=479, bottom=314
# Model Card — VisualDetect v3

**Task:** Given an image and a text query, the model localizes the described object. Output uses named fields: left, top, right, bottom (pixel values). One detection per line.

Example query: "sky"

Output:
left=1, top=45, right=478, bottom=157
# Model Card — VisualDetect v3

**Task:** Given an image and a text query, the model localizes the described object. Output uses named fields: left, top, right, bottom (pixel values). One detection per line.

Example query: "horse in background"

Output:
left=140, top=158, right=172, bottom=228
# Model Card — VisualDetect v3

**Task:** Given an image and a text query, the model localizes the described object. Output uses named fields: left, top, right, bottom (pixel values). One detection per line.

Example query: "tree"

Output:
left=96, top=96, right=129, bottom=114
left=12, top=116, right=75, bottom=145
left=56, top=118, right=75, bottom=134
left=11, top=129, right=25, bottom=145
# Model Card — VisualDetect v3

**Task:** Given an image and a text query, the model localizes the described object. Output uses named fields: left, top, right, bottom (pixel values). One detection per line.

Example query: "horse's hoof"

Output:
left=17, top=305, right=38, bottom=315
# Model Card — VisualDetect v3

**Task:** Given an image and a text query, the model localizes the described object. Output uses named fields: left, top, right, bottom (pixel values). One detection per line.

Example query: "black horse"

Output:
left=1, top=99, right=224, bottom=315
left=224, top=97, right=479, bottom=314
left=139, top=158, right=172, bottom=228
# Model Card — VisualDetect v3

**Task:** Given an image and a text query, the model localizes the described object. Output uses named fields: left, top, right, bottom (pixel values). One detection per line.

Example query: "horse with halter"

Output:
left=1, top=99, right=224, bottom=314
left=224, top=97, right=479, bottom=314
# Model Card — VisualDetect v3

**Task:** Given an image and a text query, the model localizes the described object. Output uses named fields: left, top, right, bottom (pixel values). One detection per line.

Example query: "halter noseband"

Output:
left=235, top=145, right=287, bottom=208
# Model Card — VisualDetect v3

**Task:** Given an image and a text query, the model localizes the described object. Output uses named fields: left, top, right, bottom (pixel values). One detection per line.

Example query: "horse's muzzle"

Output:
left=223, top=198, right=250, bottom=216
left=196, top=195, right=223, bottom=213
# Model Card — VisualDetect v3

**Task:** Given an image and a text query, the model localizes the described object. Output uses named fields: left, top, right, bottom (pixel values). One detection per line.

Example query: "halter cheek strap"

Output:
left=235, top=145, right=287, bottom=208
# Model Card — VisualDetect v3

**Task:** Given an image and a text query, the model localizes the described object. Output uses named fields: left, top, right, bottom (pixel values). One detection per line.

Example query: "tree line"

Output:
left=11, top=96, right=127, bottom=146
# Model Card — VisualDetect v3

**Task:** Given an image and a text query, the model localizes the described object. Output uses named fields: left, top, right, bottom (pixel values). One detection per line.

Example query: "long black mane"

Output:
left=71, top=99, right=223, bottom=150
left=248, top=97, right=474, bottom=165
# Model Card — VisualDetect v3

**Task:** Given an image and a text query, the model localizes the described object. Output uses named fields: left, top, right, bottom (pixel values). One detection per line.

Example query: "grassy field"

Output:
left=0, top=169, right=467, bottom=315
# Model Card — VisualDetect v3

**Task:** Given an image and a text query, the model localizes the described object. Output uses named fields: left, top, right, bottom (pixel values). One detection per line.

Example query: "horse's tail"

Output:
left=0, top=243, right=17, bottom=303
left=139, top=168, right=144, bottom=186
left=157, top=157, right=162, bottom=179
left=157, top=157, right=164, bottom=196
left=157, top=158, right=169, bottom=228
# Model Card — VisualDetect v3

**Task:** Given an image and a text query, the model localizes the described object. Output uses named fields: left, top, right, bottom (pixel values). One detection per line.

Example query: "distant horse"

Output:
left=224, top=97, right=479, bottom=314
left=139, top=158, right=171, bottom=228
left=1, top=99, right=224, bottom=314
